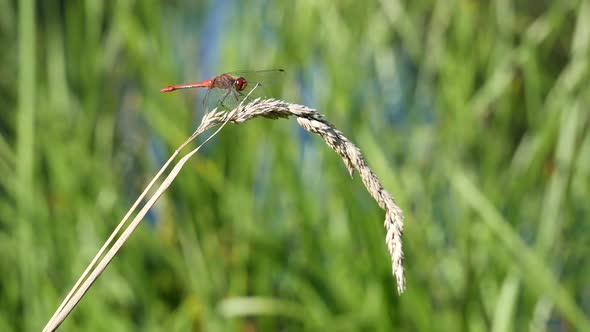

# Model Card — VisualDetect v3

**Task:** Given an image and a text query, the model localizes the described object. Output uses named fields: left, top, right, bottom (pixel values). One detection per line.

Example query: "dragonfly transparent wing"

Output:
left=233, top=69, right=284, bottom=103
left=228, top=69, right=285, bottom=82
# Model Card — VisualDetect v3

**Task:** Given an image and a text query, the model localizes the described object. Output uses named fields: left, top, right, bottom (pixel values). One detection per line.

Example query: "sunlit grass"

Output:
left=0, top=0, right=588, bottom=331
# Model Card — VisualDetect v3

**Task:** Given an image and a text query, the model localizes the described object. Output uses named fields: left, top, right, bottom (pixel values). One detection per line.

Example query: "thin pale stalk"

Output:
left=44, top=90, right=405, bottom=331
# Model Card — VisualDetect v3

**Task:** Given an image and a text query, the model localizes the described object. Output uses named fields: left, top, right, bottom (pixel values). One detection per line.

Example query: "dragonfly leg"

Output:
left=237, top=82, right=261, bottom=103
left=218, top=91, right=233, bottom=110
left=232, top=90, right=241, bottom=103
left=202, top=88, right=211, bottom=114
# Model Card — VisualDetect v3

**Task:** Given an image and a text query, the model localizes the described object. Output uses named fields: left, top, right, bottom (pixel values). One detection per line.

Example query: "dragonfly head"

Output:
left=233, top=77, right=248, bottom=91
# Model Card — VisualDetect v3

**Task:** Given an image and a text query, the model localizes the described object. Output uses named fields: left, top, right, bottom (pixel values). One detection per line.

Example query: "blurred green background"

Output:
left=1, top=0, right=589, bottom=331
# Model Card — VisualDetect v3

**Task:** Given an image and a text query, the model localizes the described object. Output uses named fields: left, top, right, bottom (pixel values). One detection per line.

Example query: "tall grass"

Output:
left=0, top=0, right=588, bottom=331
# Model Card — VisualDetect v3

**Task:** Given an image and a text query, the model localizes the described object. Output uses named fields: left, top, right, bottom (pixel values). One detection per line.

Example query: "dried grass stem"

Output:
left=43, top=97, right=405, bottom=332
left=207, top=98, right=405, bottom=292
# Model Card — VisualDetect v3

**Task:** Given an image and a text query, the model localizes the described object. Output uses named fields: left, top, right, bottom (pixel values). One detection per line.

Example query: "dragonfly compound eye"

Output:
left=234, top=77, right=248, bottom=91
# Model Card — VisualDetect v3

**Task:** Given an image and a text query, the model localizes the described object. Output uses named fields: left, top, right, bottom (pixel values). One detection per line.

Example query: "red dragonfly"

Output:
left=160, top=69, right=284, bottom=112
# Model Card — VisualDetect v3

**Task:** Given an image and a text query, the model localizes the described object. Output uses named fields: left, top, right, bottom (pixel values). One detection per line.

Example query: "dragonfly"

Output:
left=160, top=69, right=284, bottom=113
